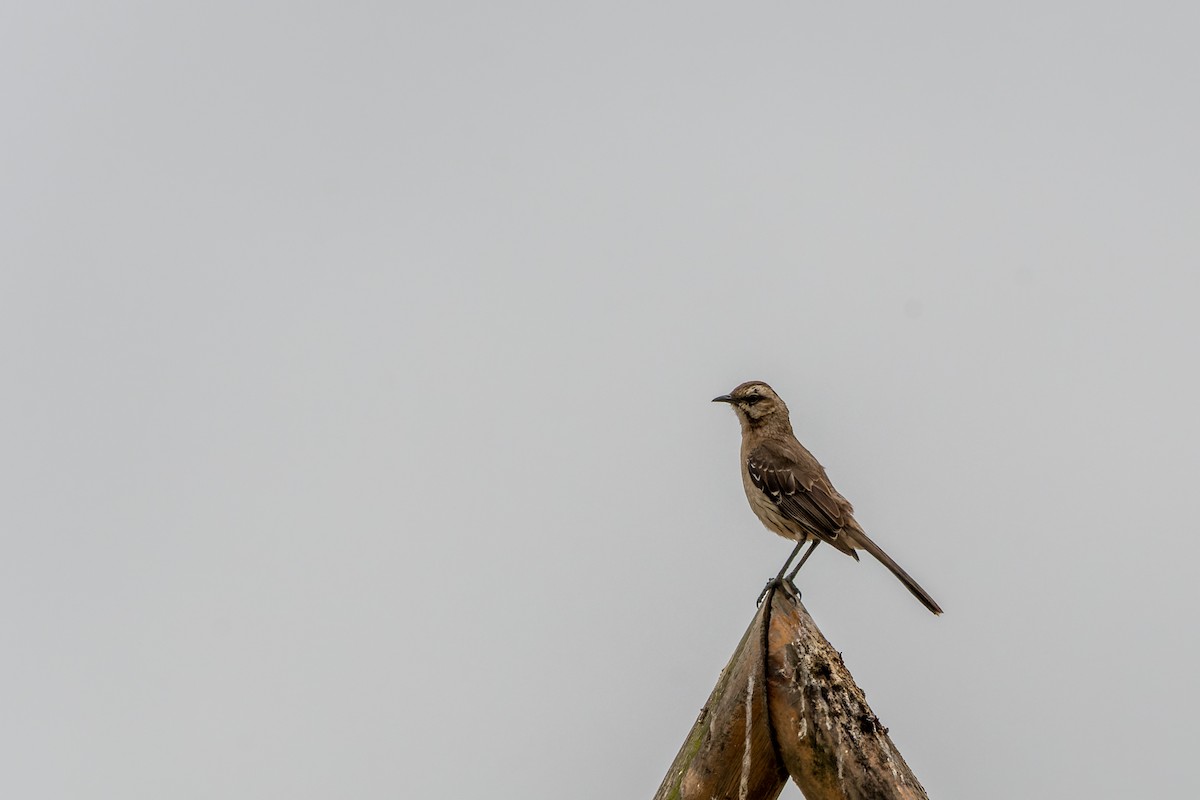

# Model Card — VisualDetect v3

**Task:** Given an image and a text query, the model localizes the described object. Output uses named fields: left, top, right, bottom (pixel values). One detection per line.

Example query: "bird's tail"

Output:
left=849, top=530, right=943, bottom=615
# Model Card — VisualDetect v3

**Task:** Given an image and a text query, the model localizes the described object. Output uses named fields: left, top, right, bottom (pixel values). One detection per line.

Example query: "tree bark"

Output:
left=653, top=585, right=930, bottom=800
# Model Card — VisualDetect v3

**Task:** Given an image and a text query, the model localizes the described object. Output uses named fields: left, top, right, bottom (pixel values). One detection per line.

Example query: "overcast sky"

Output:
left=4, top=3, right=1199, bottom=798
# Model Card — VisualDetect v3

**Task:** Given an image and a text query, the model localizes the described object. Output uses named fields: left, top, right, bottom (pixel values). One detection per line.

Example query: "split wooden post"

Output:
left=653, top=596, right=788, bottom=800
left=653, top=585, right=930, bottom=800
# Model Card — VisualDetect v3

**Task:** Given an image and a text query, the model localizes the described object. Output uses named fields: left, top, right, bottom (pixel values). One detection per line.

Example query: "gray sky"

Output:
left=3, top=3, right=1198, bottom=798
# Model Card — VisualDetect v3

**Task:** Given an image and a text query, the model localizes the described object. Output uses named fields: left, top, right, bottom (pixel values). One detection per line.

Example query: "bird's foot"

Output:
left=757, top=576, right=800, bottom=606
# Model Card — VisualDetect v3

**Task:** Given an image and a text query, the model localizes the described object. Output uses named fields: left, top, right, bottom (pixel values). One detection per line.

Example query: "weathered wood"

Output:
left=654, top=585, right=931, bottom=800
left=652, top=599, right=788, bottom=800
left=764, top=585, right=930, bottom=800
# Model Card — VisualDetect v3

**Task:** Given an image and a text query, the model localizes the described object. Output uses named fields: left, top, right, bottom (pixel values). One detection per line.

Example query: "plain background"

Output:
left=4, top=3, right=1198, bottom=798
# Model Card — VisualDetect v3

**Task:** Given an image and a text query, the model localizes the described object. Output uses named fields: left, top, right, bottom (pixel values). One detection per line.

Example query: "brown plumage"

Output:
left=713, top=380, right=943, bottom=615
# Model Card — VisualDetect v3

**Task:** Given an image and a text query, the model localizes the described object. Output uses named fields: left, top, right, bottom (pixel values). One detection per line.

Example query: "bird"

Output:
left=713, top=380, right=943, bottom=615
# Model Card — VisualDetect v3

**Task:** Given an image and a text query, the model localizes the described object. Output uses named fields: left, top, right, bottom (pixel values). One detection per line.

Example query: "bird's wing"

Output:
left=746, top=439, right=860, bottom=558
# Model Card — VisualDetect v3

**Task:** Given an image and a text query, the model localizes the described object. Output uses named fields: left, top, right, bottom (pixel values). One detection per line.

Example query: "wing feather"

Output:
left=746, top=440, right=859, bottom=557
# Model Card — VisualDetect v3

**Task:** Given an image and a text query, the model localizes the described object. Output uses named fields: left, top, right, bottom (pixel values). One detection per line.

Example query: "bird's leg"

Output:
left=775, top=539, right=806, bottom=580
left=757, top=539, right=807, bottom=606
left=785, top=539, right=821, bottom=582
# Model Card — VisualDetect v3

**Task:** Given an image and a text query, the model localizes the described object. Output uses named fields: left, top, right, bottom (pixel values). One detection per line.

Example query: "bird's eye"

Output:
left=744, top=395, right=764, bottom=405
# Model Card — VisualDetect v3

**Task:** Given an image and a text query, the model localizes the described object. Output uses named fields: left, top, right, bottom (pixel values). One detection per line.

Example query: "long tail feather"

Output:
left=851, top=531, right=943, bottom=615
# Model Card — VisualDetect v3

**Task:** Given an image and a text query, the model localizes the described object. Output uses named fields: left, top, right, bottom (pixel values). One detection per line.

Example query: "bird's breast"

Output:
left=741, top=471, right=807, bottom=542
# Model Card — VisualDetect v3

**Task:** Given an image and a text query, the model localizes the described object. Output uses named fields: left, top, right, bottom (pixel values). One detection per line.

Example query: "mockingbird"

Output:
left=713, top=380, right=943, bottom=615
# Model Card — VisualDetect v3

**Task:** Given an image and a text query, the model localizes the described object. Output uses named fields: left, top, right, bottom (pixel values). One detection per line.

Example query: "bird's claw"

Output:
left=756, top=576, right=800, bottom=606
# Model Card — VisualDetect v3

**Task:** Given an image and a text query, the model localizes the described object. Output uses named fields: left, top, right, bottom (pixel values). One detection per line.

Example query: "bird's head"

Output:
left=712, top=381, right=790, bottom=430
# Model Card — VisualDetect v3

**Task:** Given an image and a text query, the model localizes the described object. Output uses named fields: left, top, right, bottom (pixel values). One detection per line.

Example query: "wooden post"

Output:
left=654, top=585, right=931, bottom=800
left=652, top=597, right=788, bottom=800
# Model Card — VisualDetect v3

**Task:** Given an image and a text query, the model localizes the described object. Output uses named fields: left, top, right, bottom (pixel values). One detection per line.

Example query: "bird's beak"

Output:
left=712, top=394, right=735, bottom=404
